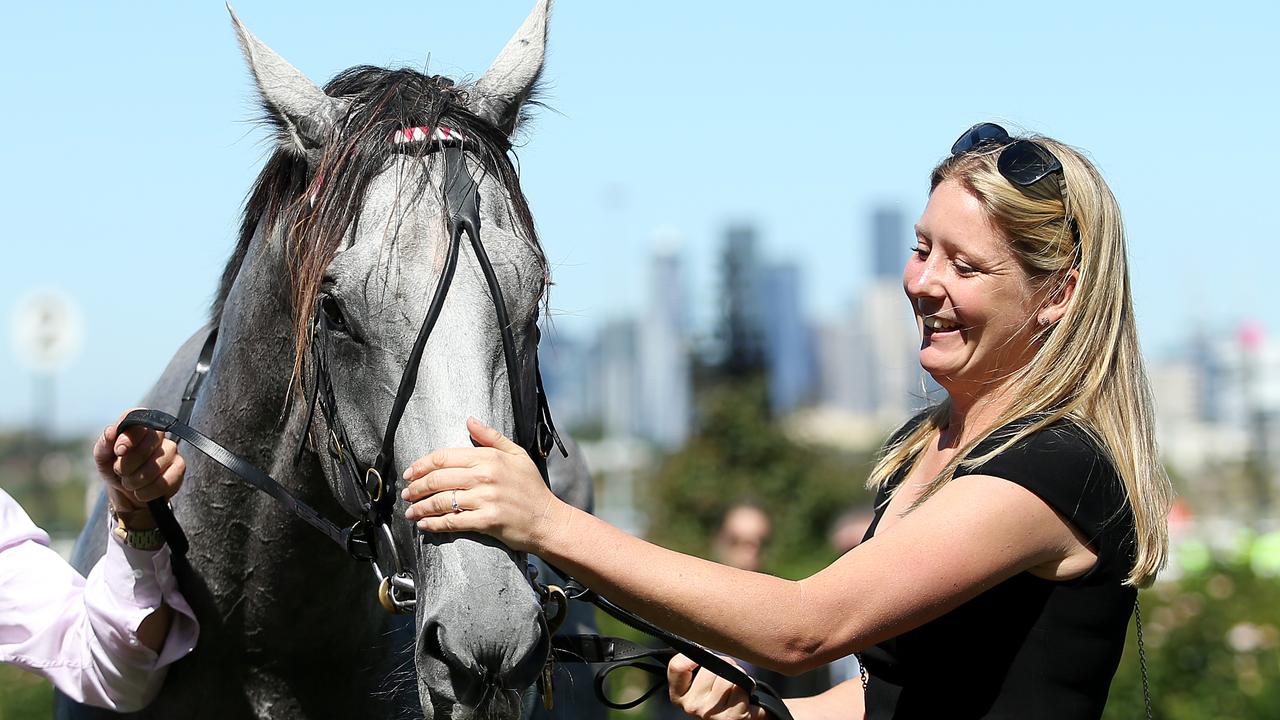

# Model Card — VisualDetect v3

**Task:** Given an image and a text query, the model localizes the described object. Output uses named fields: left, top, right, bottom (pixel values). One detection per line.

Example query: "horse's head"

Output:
left=230, top=2, right=555, bottom=716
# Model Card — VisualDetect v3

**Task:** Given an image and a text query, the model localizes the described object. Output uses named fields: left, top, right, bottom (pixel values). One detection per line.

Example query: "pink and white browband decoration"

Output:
left=310, top=125, right=467, bottom=208
left=392, top=126, right=465, bottom=145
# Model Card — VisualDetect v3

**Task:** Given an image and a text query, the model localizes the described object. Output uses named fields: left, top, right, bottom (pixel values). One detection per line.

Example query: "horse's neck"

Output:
left=187, top=226, right=310, bottom=535
left=188, top=222, right=372, bottom=594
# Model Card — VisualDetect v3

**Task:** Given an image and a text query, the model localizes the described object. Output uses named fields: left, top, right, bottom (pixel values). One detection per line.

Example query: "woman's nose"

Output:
left=903, top=257, right=944, bottom=300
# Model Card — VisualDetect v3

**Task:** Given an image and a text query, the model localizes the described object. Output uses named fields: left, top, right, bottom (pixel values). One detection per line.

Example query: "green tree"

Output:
left=645, top=378, right=875, bottom=580
left=1105, top=549, right=1280, bottom=719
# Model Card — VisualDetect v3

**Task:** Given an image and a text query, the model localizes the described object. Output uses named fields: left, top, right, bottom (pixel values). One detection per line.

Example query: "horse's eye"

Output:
left=320, top=296, right=347, bottom=330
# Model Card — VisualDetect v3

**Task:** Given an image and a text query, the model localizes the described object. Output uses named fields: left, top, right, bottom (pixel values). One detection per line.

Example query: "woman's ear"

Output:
left=1038, top=268, right=1079, bottom=327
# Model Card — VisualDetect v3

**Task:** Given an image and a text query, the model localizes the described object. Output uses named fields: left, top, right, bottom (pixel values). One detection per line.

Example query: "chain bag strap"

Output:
left=1134, top=594, right=1153, bottom=720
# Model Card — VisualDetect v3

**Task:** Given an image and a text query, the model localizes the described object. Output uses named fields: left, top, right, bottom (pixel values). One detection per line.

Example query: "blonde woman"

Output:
left=400, top=123, right=1171, bottom=719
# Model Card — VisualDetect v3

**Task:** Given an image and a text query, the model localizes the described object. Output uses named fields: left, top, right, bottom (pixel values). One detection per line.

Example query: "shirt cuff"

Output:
left=100, top=533, right=200, bottom=667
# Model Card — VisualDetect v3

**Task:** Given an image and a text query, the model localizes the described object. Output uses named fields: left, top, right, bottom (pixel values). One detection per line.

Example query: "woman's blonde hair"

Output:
left=868, top=133, right=1173, bottom=587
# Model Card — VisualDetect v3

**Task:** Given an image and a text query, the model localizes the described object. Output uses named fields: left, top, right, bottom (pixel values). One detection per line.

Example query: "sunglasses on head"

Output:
left=950, top=122, right=1065, bottom=187
left=950, top=122, right=1080, bottom=250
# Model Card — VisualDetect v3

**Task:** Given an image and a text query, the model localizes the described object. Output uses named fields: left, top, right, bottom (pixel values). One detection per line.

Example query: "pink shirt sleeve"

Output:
left=0, top=489, right=199, bottom=711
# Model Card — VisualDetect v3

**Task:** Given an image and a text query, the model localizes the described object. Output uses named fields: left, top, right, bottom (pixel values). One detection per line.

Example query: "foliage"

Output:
left=1105, top=542, right=1280, bottom=720
left=644, top=378, right=876, bottom=581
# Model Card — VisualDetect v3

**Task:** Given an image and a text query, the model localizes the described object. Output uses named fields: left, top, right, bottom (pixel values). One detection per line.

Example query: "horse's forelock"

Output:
left=209, top=65, right=548, bottom=387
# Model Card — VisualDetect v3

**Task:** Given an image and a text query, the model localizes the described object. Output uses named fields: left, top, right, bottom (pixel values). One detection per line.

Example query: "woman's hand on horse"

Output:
left=402, top=416, right=566, bottom=553
left=668, top=653, right=766, bottom=720
left=95, top=408, right=186, bottom=515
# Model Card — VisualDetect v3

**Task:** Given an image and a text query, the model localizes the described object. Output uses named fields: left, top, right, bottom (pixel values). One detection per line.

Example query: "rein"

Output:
left=121, top=128, right=794, bottom=720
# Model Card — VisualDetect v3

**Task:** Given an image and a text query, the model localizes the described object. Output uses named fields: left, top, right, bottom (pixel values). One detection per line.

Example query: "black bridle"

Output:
left=119, top=136, right=793, bottom=720
left=295, top=143, right=564, bottom=613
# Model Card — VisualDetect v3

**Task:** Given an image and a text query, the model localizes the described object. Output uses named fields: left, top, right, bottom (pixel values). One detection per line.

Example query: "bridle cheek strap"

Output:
left=371, top=144, right=543, bottom=492
left=369, top=151, right=466, bottom=492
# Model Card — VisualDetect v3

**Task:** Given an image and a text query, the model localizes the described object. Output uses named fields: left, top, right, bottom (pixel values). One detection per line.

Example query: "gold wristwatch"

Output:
left=108, top=505, right=167, bottom=552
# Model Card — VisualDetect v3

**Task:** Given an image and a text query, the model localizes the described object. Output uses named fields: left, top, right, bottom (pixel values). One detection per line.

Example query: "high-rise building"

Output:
left=717, top=223, right=765, bottom=376
left=1149, top=322, right=1280, bottom=522
left=760, top=261, right=814, bottom=415
left=815, top=314, right=868, bottom=414
left=865, top=207, right=928, bottom=419
left=538, top=326, right=597, bottom=434
left=813, top=207, right=928, bottom=425
left=872, top=207, right=907, bottom=281
left=858, top=279, right=927, bottom=422
left=596, top=318, right=642, bottom=439
left=639, top=244, right=692, bottom=448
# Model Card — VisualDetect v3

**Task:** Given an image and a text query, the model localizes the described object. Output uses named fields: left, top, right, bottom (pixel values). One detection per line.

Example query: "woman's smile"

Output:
left=922, top=315, right=963, bottom=333
left=903, top=179, right=1046, bottom=398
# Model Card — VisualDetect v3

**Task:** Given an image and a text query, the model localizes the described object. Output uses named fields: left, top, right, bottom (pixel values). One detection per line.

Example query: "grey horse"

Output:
left=57, top=2, right=604, bottom=718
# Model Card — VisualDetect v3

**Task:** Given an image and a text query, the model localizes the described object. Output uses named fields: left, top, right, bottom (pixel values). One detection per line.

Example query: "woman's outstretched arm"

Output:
left=403, top=417, right=1088, bottom=673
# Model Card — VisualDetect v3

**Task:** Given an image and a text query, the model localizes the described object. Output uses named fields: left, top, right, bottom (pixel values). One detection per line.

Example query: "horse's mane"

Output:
left=210, top=65, right=546, bottom=378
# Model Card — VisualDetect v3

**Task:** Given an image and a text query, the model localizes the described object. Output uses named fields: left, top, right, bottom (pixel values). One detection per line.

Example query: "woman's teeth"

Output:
left=924, top=316, right=960, bottom=331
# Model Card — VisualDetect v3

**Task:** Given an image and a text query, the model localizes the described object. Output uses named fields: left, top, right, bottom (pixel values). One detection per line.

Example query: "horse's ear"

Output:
left=227, top=4, right=345, bottom=162
left=471, top=0, right=551, bottom=137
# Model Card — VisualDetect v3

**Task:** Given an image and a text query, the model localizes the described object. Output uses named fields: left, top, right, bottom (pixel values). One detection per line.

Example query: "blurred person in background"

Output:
left=828, top=508, right=874, bottom=556
left=1, top=411, right=198, bottom=711
left=400, top=123, right=1172, bottom=719
left=713, top=502, right=771, bottom=573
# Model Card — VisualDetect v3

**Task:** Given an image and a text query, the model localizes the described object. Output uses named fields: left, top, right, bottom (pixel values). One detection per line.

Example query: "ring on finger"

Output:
left=451, top=490, right=461, bottom=514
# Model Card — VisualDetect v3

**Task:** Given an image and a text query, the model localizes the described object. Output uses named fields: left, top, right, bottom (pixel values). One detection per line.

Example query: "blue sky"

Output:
left=1, top=1, right=1276, bottom=434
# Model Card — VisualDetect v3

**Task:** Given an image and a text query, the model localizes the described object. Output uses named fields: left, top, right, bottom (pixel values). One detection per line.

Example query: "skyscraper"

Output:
left=597, top=318, right=642, bottom=439
left=639, top=243, right=692, bottom=448
left=815, top=313, right=868, bottom=414
left=814, top=206, right=928, bottom=424
left=717, top=223, right=766, bottom=376
left=760, top=261, right=814, bottom=415
left=858, top=278, right=925, bottom=421
left=872, top=207, right=907, bottom=281
left=538, top=326, right=597, bottom=434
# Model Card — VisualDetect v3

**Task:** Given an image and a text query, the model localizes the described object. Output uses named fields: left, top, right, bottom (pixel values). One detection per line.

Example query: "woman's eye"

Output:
left=320, top=296, right=347, bottom=330
left=955, top=262, right=979, bottom=276
left=909, top=244, right=928, bottom=258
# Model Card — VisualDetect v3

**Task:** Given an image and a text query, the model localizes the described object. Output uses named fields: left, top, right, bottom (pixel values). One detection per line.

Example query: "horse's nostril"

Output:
left=424, top=621, right=549, bottom=693
left=422, top=622, right=446, bottom=663
left=497, top=623, right=549, bottom=691
left=424, top=623, right=472, bottom=677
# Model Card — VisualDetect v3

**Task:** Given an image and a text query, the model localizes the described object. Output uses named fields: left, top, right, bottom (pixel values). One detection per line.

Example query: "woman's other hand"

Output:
left=401, top=416, right=566, bottom=553
left=94, top=409, right=186, bottom=520
left=668, top=653, right=766, bottom=720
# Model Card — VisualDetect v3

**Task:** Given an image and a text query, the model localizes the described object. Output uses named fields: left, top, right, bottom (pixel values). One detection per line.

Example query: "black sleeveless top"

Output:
left=860, top=417, right=1136, bottom=720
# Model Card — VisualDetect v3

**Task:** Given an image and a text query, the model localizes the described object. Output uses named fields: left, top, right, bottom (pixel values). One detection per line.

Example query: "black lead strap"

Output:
left=119, top=409, right=370, bottom=559
left=545, top=565, right=795, bottom=720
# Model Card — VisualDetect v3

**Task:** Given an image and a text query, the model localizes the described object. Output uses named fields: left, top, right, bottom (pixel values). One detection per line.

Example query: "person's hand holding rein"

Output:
left=94, top=409, right=186, bottom=528
left=667, top=653, right=767, bottom=720
left=91, top=409, right=187, bottom=656
left=401, top=416, right=565, bottom=551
